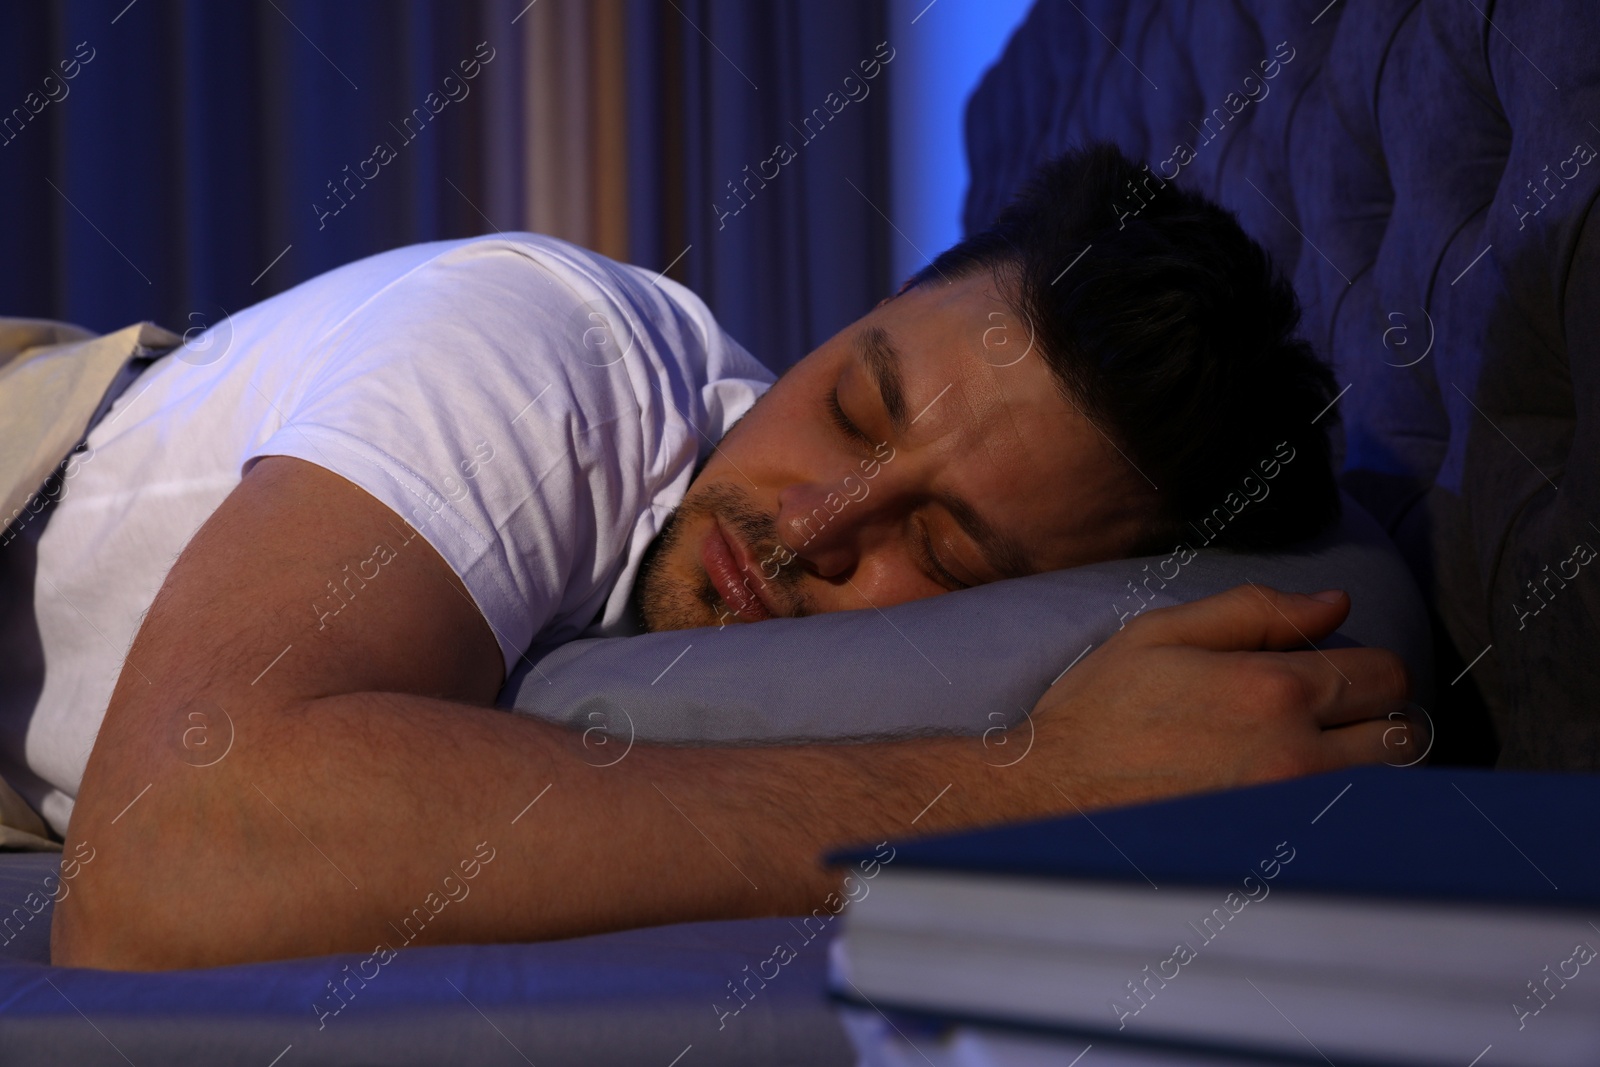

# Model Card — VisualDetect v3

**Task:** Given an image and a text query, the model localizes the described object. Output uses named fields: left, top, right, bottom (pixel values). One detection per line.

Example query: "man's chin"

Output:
left=652, top=603, right=708, bottom=633
left=640, top=598, right=740, bottom=633
left=632, top=554, right=730, bottom=633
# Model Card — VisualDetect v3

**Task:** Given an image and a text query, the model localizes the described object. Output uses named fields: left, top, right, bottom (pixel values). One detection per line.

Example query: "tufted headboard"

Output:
left=964, top=0, right=1599, bottom=769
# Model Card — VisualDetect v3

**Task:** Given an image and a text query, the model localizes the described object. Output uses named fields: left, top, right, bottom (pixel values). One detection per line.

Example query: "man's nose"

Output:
left=775, top=479, right=872, bottom=580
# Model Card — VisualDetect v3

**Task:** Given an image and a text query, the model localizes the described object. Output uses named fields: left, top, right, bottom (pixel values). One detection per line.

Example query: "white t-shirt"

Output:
left=7, top=234, right=773, bottom=835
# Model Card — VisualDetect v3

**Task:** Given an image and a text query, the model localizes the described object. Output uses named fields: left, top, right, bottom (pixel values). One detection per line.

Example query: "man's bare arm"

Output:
left=51, top=457, right=1408, bottom=970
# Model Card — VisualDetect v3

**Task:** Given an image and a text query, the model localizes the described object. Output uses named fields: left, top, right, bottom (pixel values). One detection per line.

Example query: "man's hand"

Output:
left=51, top=455, right=1411, bottom=972
left=1020, top=585, right=1414, bottom=811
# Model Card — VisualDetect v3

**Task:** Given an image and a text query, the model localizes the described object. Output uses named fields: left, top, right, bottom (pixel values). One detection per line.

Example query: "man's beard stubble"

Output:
left=632, top=481, right=810, bottom=632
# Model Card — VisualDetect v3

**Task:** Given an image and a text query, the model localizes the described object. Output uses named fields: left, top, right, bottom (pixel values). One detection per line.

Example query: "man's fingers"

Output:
left=1316, top=715, right=1429, bottom=770
left=1129, top=583, right=1352, bottom=653
left=1264, top=645, right=1421, bottom=771
left=1269, top=645, right=1413, bottom=728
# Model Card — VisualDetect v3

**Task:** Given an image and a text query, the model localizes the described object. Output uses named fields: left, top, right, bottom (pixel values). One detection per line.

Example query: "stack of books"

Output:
left=827, top=767, right=1600, bottom=1066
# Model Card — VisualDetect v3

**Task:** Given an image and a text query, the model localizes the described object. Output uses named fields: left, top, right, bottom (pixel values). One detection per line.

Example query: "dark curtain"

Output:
left=627, top=0, right=893, bottom=370
left=0, top=0, right=504, bottom=337
left=0, top=0, right=893, bottom=375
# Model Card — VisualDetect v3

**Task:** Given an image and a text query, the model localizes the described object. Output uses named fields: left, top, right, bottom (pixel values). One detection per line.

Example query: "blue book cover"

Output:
left=829, top=766, right=1600, bottom=910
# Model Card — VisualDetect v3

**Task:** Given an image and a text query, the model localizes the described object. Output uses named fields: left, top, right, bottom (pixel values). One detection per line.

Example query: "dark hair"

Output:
left=907, top=142, right=1340, bottom=553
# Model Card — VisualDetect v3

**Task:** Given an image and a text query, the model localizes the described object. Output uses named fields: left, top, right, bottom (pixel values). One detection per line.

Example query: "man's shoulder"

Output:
left=265, top=233, right=649, bottom=327
left=350, top=233, right=679, bottom=315
left=288, top=233, right=770, bottom=384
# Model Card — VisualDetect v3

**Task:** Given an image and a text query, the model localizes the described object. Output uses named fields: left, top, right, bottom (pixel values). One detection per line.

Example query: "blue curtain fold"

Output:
left=2, top=1, right=507, bottom=335
left=627, top=0, right=893, bottom=370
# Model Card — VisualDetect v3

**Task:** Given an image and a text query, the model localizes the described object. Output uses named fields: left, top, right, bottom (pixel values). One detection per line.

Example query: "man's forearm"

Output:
left=55, top=579, right=1407, bottom=971
left=52, top=687, right=1049, bottom=970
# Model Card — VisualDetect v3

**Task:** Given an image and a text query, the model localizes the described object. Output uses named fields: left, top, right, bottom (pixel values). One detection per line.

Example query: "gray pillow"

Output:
left=495, top=493, right=1432, bottom=745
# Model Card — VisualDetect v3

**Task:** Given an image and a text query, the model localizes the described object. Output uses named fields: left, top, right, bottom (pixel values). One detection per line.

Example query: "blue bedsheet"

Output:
left=0, top=854, right=853, bottom=1066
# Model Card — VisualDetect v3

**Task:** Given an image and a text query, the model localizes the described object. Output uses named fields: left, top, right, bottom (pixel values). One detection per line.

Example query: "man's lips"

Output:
left=700, top=521, right=777, bottom=622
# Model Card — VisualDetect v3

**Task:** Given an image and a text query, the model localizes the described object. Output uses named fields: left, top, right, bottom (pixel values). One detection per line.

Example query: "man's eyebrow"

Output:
left=943, top=493, right=1036, bottom=582
left=858, top=326, right=908, bottom=435
left=855, top=324, right=1029, bottom=581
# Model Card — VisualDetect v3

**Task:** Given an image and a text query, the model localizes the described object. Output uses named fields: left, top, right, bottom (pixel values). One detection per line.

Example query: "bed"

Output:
left=0, top=490, right=1426, bottom=1064
left=0, top=853, right=853, bottom=1065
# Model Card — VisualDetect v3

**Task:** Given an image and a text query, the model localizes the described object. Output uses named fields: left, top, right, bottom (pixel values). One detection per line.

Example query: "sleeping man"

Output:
left=21, top=144, right=1410, bottom=969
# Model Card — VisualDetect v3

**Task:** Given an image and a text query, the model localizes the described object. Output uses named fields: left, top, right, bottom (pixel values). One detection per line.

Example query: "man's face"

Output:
left=634, top=268, right=1160, bottom=631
